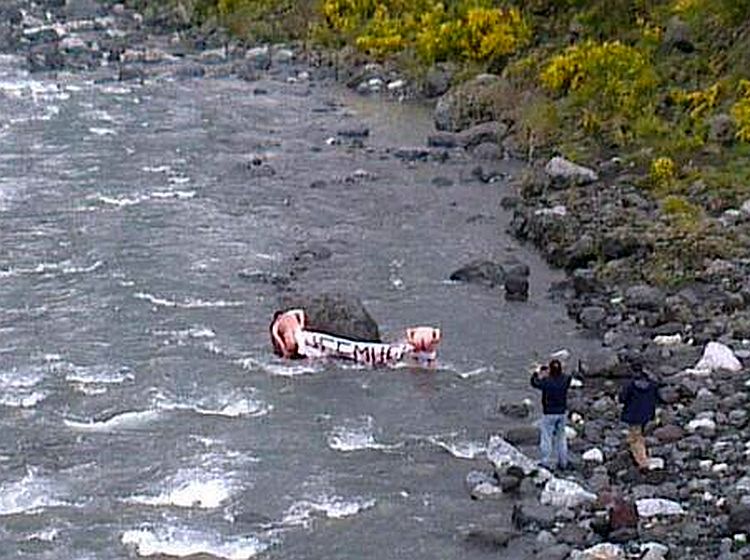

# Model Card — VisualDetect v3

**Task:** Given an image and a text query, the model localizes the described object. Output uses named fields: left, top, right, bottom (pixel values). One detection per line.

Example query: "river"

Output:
left=0, top=44, right=596, bottom=559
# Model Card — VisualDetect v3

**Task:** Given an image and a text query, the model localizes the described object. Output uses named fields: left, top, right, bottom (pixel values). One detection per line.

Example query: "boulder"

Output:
left=579, top=348, right=621, bottom=378
left=540, top=477, right=597, bottom=509
left=423, top=62, right=456, bottom=98
left=505, top=276, right=529, bottom=301
left=486, top=435, right=538, bottom=475
left=512, top=503, right=557, bottom=530
left=449, top=260, right=505, bottom=287
left=544, top=156, right=598, bottom=186
left=279, top=293, right=380, bottom=341
left=625, top=284, right=664, bottom=312
left=569, top=543, right=624, bottom=560
left=504, top=425, right=539, bottom=446
left=461, top=526, right=517, bottom=548
left=635, top=498, right=685, bottom=517
left=728, top=502, right=750, bottom=534
left=694, top=341, right=742, bottom=373
left=434, top=74, right=511, bottom=132
left=457, top=121, right=509, bottom=148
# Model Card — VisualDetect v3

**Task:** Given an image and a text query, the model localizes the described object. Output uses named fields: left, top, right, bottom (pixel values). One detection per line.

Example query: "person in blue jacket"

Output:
left=619, top=363, right=660, bottom=470
left=530, top=359, right=572, bottom=471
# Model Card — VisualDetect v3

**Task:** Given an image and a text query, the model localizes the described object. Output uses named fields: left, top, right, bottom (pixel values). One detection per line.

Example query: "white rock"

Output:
left=544, top=156, right=599, bottom=184
left=699, top=459, right=713, bottom=471
left=654, top=334, right=682, bottom=346
left=582, top=448, right=604, bottom=463
left=486, top=435, right=538, bottom=475
left=737, top=476, right=750, bottom=493
left=647, top=457, right=665, bottom=470
left=550, top=348, right=571, bottom=361
left=565, top=426, right=577, bottom=440
left=688, top=418, right=717, bottom=433
left=694, top=341, right=742, bottom=373
left=640, top=542, right=669, bottom=560
left=569, top=542, right=624, bottom=560
left=541, top=477, right=597, bottom=509
left=471, top=481, right=503, bottom=500
left=387, top=79, right=406, bottom=91
left=571, top=378, right=583, bottom=388
left=741, top=199, right=750, bottom=216
left=712, top=463, right=729, bottom=474
left=535, top=204, right=567, bottom=217
left=636, top=498, right=685, bottom=517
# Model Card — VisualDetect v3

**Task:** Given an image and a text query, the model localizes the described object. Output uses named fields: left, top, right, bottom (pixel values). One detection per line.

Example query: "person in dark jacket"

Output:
left=619, top=363, right=660, bottom=470
left=530, top=359, right=572, bottom=470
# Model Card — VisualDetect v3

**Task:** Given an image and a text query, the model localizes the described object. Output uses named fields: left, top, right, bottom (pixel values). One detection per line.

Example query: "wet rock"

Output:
left=504, top=425, right=538, bottom=446
left=434, top=73, right=507, bottom=132
left=427, top=132, right=462, bottom=148
left=449, top=260, right=505, bottom=287
left=544, top=156, right=598, bottom=186
left=279, top=293, right=380, bottom=342
left=458, top=120, right=509, bottom=149
left=465, top=470, right=495, bottom=491
left=471, top=141, right=503, bottom=160
left=461, top=526, right=517, bottom=548
left=580, top=306, right=607, bottom=330
left=470, top=481, right=503, bottom=500
left=293, top=244, right=332, bottom=263
left=512, top=503, right=557, bottom=531
left=569, top=543, right=624, bottom=560
left=487, top=436, right=538, bottom=475
left=393, top=146, right=431, bottom=162
left=27, top=43, right=64, bottom=72
left=729, top=503, right=750, bottom=533
left=635, top=498, right=685, bottom=517
left=237, top=269, right=290, bottom=287
left=498, top=400, right=531, bottom=418
left=541, top=477, right=597, bottom=508
left=505, top=276, right=529, bottom=301
left=423, top=62, right=455, bottom=98
left=529, top=543, right=571, bottom=560
left=337, top=124, right=370, bottom=138
left=653, top=424, right=685, bottom=443
left=579, top=348, right=621, bottom=378
left=625, top=284, right=664, bottom=312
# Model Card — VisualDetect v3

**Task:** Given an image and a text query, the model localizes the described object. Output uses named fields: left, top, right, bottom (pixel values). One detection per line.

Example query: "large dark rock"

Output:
left=449, top=260, right=505, bottom=287
left=728, top=503, right=750, bottom=534
left=579, top=347, right=622, bottom=378
left=503, top=425, right=538, bottom=446
left=461, top=526, right=517, bottom=549
left=511, top=503, right=556, bottom=531
left=625, top=284, right=665, bottom=312
left=505, top=276, right=529, bottom=301
left=434, top=74, right=512, bottom=132
left=279, top=293, right=380, bottom=341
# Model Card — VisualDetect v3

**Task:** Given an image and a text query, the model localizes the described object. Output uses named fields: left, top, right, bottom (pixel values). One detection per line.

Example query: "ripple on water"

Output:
left=122, top=526, right=272, bottom=560
left=327, top=416, right=401, bottom=452
left=279, top=495, right=376, bottom=528
left=153, top=388, right=272, bottom=418
left=0, top=470, right=66, bottom=516
left=63, top=410, right=160, bottom=432
left=125, top=466, right=236, bottom=509
left=134, top=292, right=244, bottom=309
left=0, top=369, right=47, bottom=408
left=425, top=433, right=487, bottom=460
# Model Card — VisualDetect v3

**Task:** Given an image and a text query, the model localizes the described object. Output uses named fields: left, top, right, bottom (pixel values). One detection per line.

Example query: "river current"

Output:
left=0, top=51, right=595, bottom=559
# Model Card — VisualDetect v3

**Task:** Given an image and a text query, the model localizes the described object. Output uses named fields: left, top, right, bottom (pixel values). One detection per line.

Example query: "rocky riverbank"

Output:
left=7, top=2, right=750, bottom=559
left=337, top=28, right=750, bottom=560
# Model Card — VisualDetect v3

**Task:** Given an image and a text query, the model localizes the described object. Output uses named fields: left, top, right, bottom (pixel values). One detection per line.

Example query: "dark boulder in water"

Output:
left=279, top=292, right=381, bottom=342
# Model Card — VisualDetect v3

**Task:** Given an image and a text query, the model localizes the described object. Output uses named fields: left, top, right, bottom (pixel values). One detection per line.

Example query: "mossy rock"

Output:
left=434, top=74, right=517, bottom=132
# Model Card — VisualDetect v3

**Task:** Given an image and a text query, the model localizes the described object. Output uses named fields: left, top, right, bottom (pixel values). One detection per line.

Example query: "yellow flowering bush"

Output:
left=649, top=156, right=677, bottom=189
left=458, top=7, right=531, bottom=62
left=320, top=0, right=531, bottom=63
left=671, top=82, right=722, bottom=121
left=540, top=40, right=657, bottom=117
left=731, top=79, right=750, bottom=142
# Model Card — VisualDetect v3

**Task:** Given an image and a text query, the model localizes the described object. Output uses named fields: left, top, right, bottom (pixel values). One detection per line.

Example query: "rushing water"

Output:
left=0, top=52, right=595, bottom=559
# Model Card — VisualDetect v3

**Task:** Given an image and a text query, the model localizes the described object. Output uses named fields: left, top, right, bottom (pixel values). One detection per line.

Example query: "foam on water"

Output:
left=155, top=391, right=272, bottom=419
left=88, top=127, right=117, bottom=136
left=0, top=470, right=66, bottom=516
left=122, top=526, right=271, bottom=560
left=26, top=527, right=59, bottom=542
left=238, top=357, right=320, bottom=377
left=280, top=495, right=376, bottom=528
left=426, top=434, right=487, bottom=460
left=152, top=326, right=216, bottom=343
left=0, top=259, right=103, bottom=278
left=64, top=410, right=160, bottom=432
left=327, top=416, right=401, bottom=452
left=0, top=369, right=47, bottom=408
left=134, top=292, right=245, bottom=309
left=126, top=468, right=235, bottom=509
left=64, top=364, right=133, bottom=394
left=149, top=190, right=195, bottom=200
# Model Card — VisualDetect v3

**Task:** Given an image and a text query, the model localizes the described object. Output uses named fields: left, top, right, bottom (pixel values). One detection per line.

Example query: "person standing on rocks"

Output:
left=619, top=363, right=660, bottom=471
left=530, top=359, right=572, bottom=471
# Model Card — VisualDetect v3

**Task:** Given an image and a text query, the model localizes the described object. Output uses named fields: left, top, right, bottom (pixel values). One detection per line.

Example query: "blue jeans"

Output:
left=540, top=414, right=568, bottom=469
